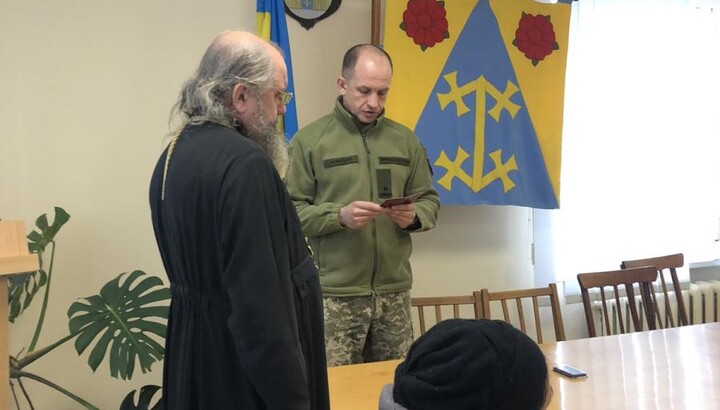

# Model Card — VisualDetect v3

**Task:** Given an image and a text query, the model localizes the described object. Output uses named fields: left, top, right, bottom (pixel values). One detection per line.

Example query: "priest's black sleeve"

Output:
left=218, top=149, right=310, bottom=410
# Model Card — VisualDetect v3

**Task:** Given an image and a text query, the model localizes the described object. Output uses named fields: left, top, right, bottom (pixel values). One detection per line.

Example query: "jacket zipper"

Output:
left=361, top=129, right=380, bottom=295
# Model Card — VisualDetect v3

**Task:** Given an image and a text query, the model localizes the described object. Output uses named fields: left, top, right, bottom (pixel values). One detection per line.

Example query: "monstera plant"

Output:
left=6, top=207, right=169, bottom=409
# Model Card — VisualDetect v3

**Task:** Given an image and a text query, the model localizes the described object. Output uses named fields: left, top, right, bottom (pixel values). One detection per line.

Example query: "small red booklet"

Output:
left=380, top=192, right=424, bottom=208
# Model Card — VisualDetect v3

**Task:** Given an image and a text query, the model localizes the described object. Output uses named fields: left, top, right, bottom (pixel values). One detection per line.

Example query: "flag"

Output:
left=257, top=0, right=298, bottom=139
left=384, top=0, right=572, bottom=208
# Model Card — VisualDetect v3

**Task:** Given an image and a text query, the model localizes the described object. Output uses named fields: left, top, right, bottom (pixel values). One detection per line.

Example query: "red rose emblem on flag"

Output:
left=400, top=0, right=450, bottom=51
left=513, top=12, right=560, bottom=66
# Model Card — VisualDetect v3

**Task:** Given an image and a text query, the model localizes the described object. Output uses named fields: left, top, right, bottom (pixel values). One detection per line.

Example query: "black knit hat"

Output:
left=393, top=319, right=548, bottom=410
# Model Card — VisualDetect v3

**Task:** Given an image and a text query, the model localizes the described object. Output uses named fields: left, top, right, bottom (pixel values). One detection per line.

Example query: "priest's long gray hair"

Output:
left=170, top=31, right=275, bottom=131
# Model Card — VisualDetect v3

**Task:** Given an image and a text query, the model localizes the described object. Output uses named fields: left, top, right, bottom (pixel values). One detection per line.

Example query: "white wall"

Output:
left=1, top=1, right=571, bottom=408
left=0, top=1, right=261, bottom=408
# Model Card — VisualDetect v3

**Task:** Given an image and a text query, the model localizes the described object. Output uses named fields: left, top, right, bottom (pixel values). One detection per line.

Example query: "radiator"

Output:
left=591, top=280, right=720, bottom=336
left=688, top=280, right=720, bottom=324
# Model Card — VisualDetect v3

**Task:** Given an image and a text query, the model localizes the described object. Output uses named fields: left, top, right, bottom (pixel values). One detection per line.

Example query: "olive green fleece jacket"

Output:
left=284, top=99, right=440, bottom=297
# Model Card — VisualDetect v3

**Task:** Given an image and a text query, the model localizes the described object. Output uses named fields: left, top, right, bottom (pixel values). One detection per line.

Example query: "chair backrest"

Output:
left=411, top=292, right=483, bottom=335
left=577, top=266, right=658, bottom=337
left=621, top=253, right=688, bottom=328
left=480, top=283, right=566, bottom=343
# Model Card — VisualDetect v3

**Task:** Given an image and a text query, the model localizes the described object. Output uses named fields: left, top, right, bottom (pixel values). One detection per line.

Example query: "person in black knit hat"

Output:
left=378, top=318, right=552, bottom=410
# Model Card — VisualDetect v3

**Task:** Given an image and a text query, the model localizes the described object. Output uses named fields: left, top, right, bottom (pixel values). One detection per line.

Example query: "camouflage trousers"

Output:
left=323, top=291, right=413, bottom=367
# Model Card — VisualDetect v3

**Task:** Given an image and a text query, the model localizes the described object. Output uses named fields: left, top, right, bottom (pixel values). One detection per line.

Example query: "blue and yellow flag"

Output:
left=257, top=0, right=298, bottom=139
left=384, top=0, right=572, bottom=208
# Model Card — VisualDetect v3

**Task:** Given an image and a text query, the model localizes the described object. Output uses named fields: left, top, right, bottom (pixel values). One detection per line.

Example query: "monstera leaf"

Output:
left=68, top=270, right=171, bottom=380
left=119, top=384, right=163, bottom=410
left=8, top=270, right=47, bottom=323
left=27, top=206, right=70, bottom=253
left=7, top=207, right=69, bottom=322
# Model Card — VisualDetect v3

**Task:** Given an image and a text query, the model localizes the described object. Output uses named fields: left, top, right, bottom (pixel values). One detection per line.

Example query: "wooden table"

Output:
left=1, top=221, right=40, bottom=409
left=328, top=358, right=402, bottom=410
left=542, top=322, right=720, bottom=409
left=327, top=323, right=720, bottom=409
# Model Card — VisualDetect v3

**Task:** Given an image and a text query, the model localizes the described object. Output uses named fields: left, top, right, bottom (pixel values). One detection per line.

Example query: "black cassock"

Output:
left=149, top=122, right=329, bottom=410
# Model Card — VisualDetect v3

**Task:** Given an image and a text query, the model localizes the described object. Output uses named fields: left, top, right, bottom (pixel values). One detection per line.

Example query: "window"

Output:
left=535, top=0, right=720, bottom=294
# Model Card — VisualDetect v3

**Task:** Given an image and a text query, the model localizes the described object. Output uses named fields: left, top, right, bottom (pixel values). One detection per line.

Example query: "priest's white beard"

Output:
left=242, top=101, right=289, bottom=177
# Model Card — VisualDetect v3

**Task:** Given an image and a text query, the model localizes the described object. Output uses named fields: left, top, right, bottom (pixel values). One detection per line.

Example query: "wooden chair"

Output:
left=480, top=283, right=566, bottom=343
left=411, top=292, right=483, bottom=335
left=621, top=253, right=688, bottom=328
left=577, top=266, right=658, bottom=337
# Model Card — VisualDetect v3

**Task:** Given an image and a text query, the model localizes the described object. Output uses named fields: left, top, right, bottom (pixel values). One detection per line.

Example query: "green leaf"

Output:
left=8, top=207, right=70, bottom=320
left=36, top=214, right=49, bottom=232
left=74, top=320, right=107, bottom=353
left=134, top=289, right=172, bottom=307
left=7, top=269, right=47, bottom=323
left=67, top=271, right=171, bottom=380
left=88, top=330, right=115, bottom=372
left=124, top=276, right=164, bottom=298
left=28, top=207, right=70, bottom=252
left=119, top=385, right=163, bottom=410
left=27, top=231, right=43, bottom=245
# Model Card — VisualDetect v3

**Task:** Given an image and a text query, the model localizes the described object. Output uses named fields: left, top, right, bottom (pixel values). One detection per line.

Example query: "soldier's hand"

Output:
left=338, top=201, right=384, bottom=229
left=384, top=203, right=417, bottom=229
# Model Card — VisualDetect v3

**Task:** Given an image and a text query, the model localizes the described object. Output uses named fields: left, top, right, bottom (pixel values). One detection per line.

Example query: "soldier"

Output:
left=285, top=44, right=440, bottom=366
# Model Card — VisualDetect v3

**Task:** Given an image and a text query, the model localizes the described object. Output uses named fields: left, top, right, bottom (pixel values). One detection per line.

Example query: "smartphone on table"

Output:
left=552, top=364, right=587, bottom=378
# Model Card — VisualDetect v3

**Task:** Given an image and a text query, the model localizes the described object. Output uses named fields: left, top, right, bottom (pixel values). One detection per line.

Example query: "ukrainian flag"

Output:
left=384, top=0, right=572, bottom=208
left=257, top=0, right=298, bottom=139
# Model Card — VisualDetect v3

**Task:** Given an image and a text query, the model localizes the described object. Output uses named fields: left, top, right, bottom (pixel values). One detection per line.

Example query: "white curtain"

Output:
left=542, top=0, right=720, bottom=291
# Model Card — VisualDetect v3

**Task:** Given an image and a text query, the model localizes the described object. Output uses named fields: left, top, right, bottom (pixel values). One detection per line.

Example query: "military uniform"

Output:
left=285, top=99, right=440, bottom=365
